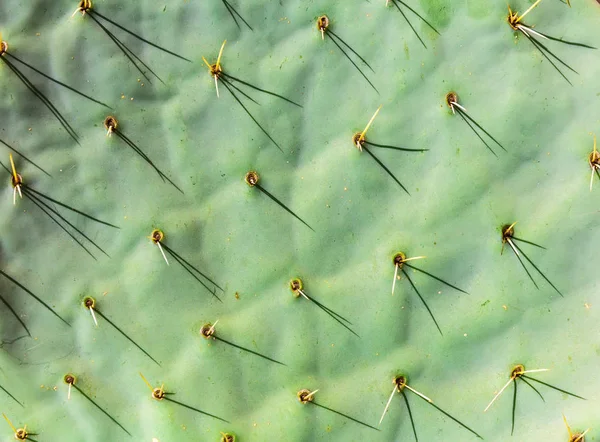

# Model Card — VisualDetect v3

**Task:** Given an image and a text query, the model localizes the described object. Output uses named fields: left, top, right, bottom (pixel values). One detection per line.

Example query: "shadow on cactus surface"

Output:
left=0, top=0, right=600, bottom=441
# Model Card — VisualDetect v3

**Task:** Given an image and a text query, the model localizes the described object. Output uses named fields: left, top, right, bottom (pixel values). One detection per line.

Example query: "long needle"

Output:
left=590, top=134, right=597, bottom=191
left=9, top=154, right=22, bottom=204
left=392, top=256, right=425, bottom=295
left=379, top=386, right=397, bottom=425
left=89, top=305, right=98, bottom=327
left=305, top=389, right=319, bottom=400
left=517, top=0, right=543, bottom=22
left=357, top=105, right=382, bottom=149
left=484, top=376, right=515, bottom=412
left=216, top=40, right=226, bottom=71
left=405, top=384, right=432, bottom=403
left=208, top=320, right=219, bottom=335
left=391, top=263, right=399, bottom=296
left=2, top=413, right=17, bottom=434
left=156, top=242, right=169, bottom=265
left=139, top=372, right=154, bottom=393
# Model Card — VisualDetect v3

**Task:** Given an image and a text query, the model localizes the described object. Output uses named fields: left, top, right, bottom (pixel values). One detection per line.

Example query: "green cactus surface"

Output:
left=1, top=0, right=600, bottom=441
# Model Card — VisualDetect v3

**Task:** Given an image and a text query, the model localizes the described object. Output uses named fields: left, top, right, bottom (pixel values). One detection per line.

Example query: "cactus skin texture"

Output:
left=0, top=0, right=599, bottom=441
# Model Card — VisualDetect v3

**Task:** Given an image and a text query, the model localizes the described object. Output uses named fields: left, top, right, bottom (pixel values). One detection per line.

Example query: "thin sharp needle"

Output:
left=89, top=307, right=98, bottom=327
left=518, top=24, right=548, bottom=40
left=379, top=387, right=397, bottom=425
left=215, top=76, right=220, bottom=98
left=9, top=153, right=17, bottom=181
left=484, top=376, right=515, bottom=412
left=506, top=238, right=519, bottom=256
left=391, top=263, right=399, bottom=296
left=591, top=135, right=598, bottom=191
left=518, top=0, right=543, bottom=22
left=202, top=56, right=212, bottom=69
left=563, top=414, right=573, bottom=438
left=575, top=429, right=590, bottom=442
left=67, top=382, right=72, bottom=400
left=209, top=319, right=219, bottom=335
left=139, top=372, right=154, bottom=393
left=450, top=101, right=467, bottom=112
left=216, top=40, right=227, bottom=70
left=306, top=389, right=319, bottom=400
left=298, top=289, right=310, bottom=301
left=2, top=413, right=17, bottom=433
left=522, top=368, right=549, bottom=374
left=405, top=384, right=432, bottom=403
left=157, top=243, right=169, bottom=265
left=403, top=256, right=426, bottom=263
left=360, top=105, right=382, bottom=143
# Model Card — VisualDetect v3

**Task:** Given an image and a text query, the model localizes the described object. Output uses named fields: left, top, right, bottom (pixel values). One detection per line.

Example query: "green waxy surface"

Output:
left=1, top=0, right=600, bottom=440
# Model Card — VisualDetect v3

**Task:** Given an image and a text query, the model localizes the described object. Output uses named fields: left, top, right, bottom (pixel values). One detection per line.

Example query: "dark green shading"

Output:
left=255, top=183, right=314, bottom=231
left=95, top=309, right=160, bottom=366
left=362, top=145, right=409, bottom=194
left=73, top=384, right=131, bottom=436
